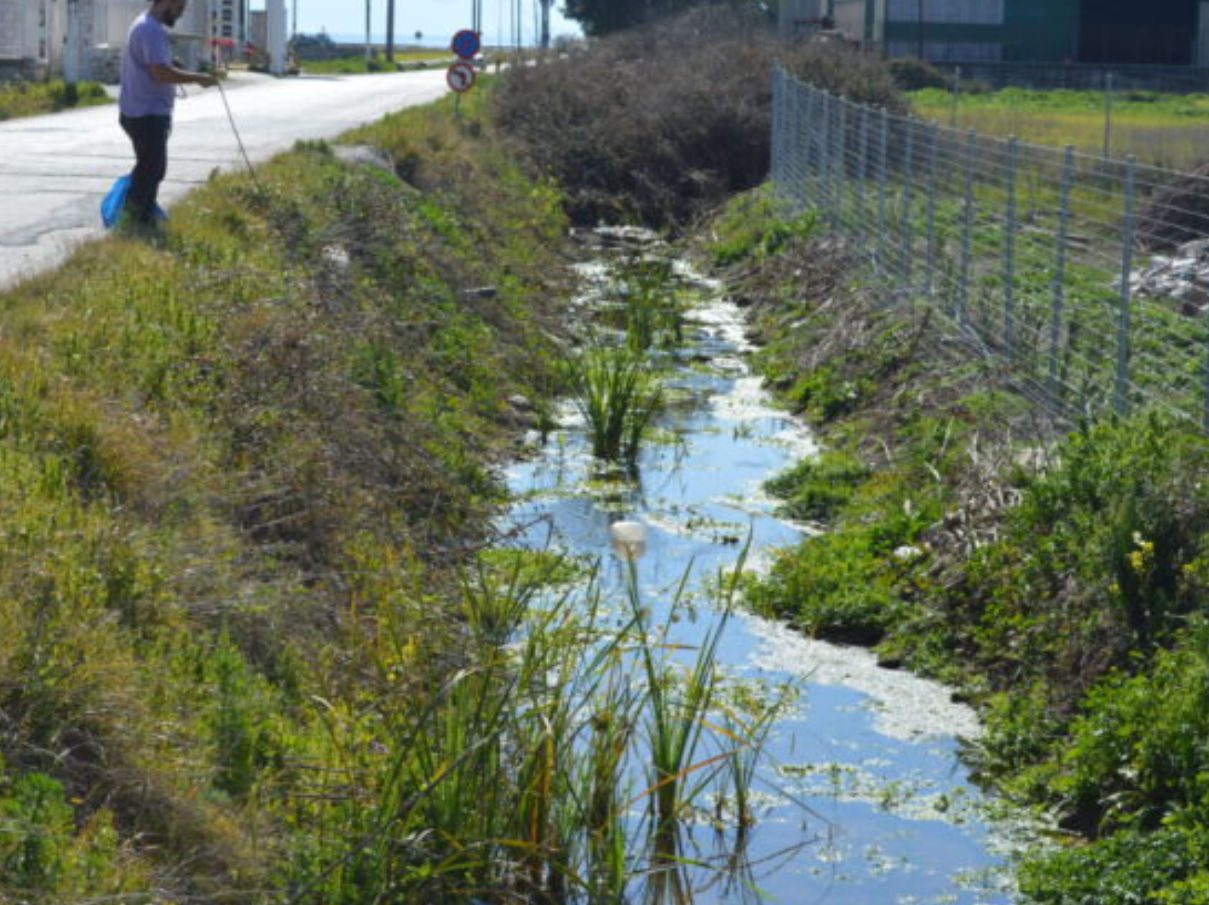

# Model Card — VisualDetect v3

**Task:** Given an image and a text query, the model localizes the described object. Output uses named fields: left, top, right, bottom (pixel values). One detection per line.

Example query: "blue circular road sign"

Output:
left=452, top=29, right=481, bottom=60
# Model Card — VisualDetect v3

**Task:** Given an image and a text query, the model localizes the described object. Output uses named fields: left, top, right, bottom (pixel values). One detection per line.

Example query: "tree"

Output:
left=562, top=0, right=702, bottom=36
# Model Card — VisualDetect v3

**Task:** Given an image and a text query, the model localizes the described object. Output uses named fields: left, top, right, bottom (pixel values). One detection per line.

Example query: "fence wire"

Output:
left=771, top=66, right=1209, bottom=430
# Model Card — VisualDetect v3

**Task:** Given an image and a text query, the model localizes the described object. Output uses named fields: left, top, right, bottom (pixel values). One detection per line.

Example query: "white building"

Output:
left=0, top=0, right=250, bottom=81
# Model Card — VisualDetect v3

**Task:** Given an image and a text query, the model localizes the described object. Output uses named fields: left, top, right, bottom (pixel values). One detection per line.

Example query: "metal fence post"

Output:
left=901, top=116, right=916, bottom=289
left=1004, top=137, right=1019, bottom=360
left=857, top=102, right=870, bottom=246
left=925, top=121, right=939, bottom=298
left=785, top=74, right=798, bottom=208
left=802, top=83, right=812, bottom=206
left=837, top=99, right=848, bottom=233
left=1049, top=145, right=1074, bottom=406
left=1203, top=306, right=1209, bottom=433
left=1115, top=155, right=1137, bottom=415
left=958, top=128, right=976, bottom=326
left=878, top=107, right=889, bottom=273
left=820, top=91, right=832, bottom=217
left=771, top=68, right=783, bottom=192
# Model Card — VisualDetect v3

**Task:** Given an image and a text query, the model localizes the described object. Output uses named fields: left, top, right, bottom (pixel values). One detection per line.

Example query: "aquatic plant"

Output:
left=291, top=548, right=771, bottom=904
left=565, top=346, right=664, bottom=464
left=619, top=257, right=683, bottom=352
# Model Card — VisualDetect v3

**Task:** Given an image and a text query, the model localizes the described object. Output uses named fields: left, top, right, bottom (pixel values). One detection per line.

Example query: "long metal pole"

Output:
left=1004, top=136, right=1019, bottom=360
left=1049, top=146, right=1075, bottom=406
left=958, top=128, right=976, bottom=326
left=386, top=0, right=395, bottom=62
left=1115, top=155, right=1137, bottom=415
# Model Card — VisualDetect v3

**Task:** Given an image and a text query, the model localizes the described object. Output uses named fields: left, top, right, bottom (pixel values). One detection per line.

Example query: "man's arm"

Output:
left=148, top=63, right=218, bottom=88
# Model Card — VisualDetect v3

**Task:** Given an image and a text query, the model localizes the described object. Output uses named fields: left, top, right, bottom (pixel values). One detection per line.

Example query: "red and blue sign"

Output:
left=451, top=29, right=481, bottom=60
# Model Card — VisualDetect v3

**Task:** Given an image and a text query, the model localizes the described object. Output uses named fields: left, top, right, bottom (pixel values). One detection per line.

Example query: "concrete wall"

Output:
left=0, top=0, right=32, bottom=60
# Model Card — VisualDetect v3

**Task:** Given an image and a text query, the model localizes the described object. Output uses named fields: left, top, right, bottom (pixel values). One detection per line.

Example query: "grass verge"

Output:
left=0, top=80, right=110, bottom=120
left=708, top=186, right=1209, bottom=903
left=910, top=86, right=1209, bottom=170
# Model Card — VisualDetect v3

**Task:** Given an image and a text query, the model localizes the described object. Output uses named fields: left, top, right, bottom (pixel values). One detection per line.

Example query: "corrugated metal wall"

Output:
left=882, top=0, right=1080, bottom=62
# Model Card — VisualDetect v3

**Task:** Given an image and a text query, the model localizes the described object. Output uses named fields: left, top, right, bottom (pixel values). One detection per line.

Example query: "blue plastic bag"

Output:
left=101, top=174, right=167, bottom=229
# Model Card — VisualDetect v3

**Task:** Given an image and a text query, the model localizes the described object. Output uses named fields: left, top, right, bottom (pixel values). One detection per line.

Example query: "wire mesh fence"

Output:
left=771, top=65, right=1209, bottom=430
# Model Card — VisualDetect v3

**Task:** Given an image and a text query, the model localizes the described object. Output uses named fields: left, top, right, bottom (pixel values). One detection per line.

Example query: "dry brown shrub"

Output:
left=493, top=5, right=904, bottom=228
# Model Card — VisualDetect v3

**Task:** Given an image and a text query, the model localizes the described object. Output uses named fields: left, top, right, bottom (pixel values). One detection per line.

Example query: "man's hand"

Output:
left=195, top=74, right=220, bottom=88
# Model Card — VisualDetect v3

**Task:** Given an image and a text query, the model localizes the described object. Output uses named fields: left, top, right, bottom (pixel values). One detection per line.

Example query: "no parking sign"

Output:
left=448, top=28, right=481, bottom=96
left=451, top=29, right=481, bottom=60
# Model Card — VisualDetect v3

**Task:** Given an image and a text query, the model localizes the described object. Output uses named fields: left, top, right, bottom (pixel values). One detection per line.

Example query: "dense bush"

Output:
left=494, top=5, right=903, bottom=227
left=888, top=57, right=952, bottom=91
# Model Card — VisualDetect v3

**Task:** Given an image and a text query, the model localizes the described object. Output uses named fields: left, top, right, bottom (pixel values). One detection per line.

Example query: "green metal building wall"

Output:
left=881, top=0, right=1080, bottom=62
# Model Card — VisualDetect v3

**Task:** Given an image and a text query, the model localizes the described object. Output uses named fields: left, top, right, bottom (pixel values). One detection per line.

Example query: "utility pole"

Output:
left=386, top=0, right=395, bottom=62
left=539, top=0, right=551, bottom=49
left=267, top=0, right=287, bottom=74
left=63, top=0, right=81, bottom=92
left=917, top=0, right=924, bottom=58
left=365, top=0, right=372, bottom=62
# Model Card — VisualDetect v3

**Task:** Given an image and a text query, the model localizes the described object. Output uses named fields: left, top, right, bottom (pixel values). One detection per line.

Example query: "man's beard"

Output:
left=162, top=11, right=179, bottom=26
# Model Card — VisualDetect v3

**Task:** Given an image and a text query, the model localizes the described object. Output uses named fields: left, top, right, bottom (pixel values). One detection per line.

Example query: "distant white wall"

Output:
left=0, top=0, right=31, bottom=60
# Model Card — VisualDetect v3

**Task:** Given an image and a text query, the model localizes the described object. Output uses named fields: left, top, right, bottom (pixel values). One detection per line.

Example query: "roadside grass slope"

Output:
left=0, top=87, right=569, bottom=900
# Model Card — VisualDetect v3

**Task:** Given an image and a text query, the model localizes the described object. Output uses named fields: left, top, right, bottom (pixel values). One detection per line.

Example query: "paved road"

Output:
left=0, top=69, right=449, bottom=289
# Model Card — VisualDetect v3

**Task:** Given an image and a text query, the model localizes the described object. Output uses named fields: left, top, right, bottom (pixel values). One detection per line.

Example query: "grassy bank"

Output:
left=710, top=187, right=1209, bottom=902
left=0, top=86, right=577, bottom=900
left=300, top=49, right=448, bottom=74
left=0, top=79, right=109, bottom=120
left=911, top=86, right=1209, bottom=170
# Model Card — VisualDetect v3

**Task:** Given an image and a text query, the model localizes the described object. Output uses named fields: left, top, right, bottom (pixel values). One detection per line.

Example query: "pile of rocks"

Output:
left=1129, top=237, right=1209, bottom=316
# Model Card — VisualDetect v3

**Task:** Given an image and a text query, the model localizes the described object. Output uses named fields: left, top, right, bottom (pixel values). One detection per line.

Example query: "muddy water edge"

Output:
left=497, top=228, right=1041, bottom=904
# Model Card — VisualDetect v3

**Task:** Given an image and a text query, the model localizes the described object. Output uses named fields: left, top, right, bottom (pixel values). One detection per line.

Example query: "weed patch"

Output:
left=0, top=80, right=109, bottom=120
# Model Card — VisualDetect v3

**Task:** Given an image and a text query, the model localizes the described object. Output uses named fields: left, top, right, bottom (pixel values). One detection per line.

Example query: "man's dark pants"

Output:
left=119, top=113, right=171, bottom=224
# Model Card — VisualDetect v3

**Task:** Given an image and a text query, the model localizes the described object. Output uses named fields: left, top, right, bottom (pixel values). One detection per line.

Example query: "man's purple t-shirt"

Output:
left=119, top=12, right=175, bottom=117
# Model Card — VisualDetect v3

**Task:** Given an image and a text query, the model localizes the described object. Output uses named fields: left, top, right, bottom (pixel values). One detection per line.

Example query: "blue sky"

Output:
left=274, top=1, right=582, bottom=47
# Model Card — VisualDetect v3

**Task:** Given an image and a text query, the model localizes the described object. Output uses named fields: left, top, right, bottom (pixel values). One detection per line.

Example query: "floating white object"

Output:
left=609, top=520, right=647, bottom=560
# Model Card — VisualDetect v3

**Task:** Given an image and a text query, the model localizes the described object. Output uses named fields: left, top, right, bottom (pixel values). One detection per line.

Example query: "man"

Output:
left=119, top=0, right=218, bottom=228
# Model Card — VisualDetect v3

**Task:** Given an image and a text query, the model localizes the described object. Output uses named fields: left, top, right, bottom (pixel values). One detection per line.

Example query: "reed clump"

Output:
left=292, top=551, right=771, bottom=904
left=565, top=346, right=664, bottom=464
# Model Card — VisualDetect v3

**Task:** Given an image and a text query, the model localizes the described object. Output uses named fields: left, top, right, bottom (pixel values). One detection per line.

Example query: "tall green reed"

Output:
left=565, top=347, right=664, bottom=465
left=620, top=258, right=683, bottom=353
left=294, top=548, right=769, bottom=904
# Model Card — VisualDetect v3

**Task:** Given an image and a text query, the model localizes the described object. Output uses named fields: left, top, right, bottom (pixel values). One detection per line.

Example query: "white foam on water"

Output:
left=746, top=615, right=984, bottom=742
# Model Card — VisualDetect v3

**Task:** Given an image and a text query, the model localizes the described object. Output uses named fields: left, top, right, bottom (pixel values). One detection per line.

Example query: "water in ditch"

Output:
left=498, top=231, right=1037, bottom=904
